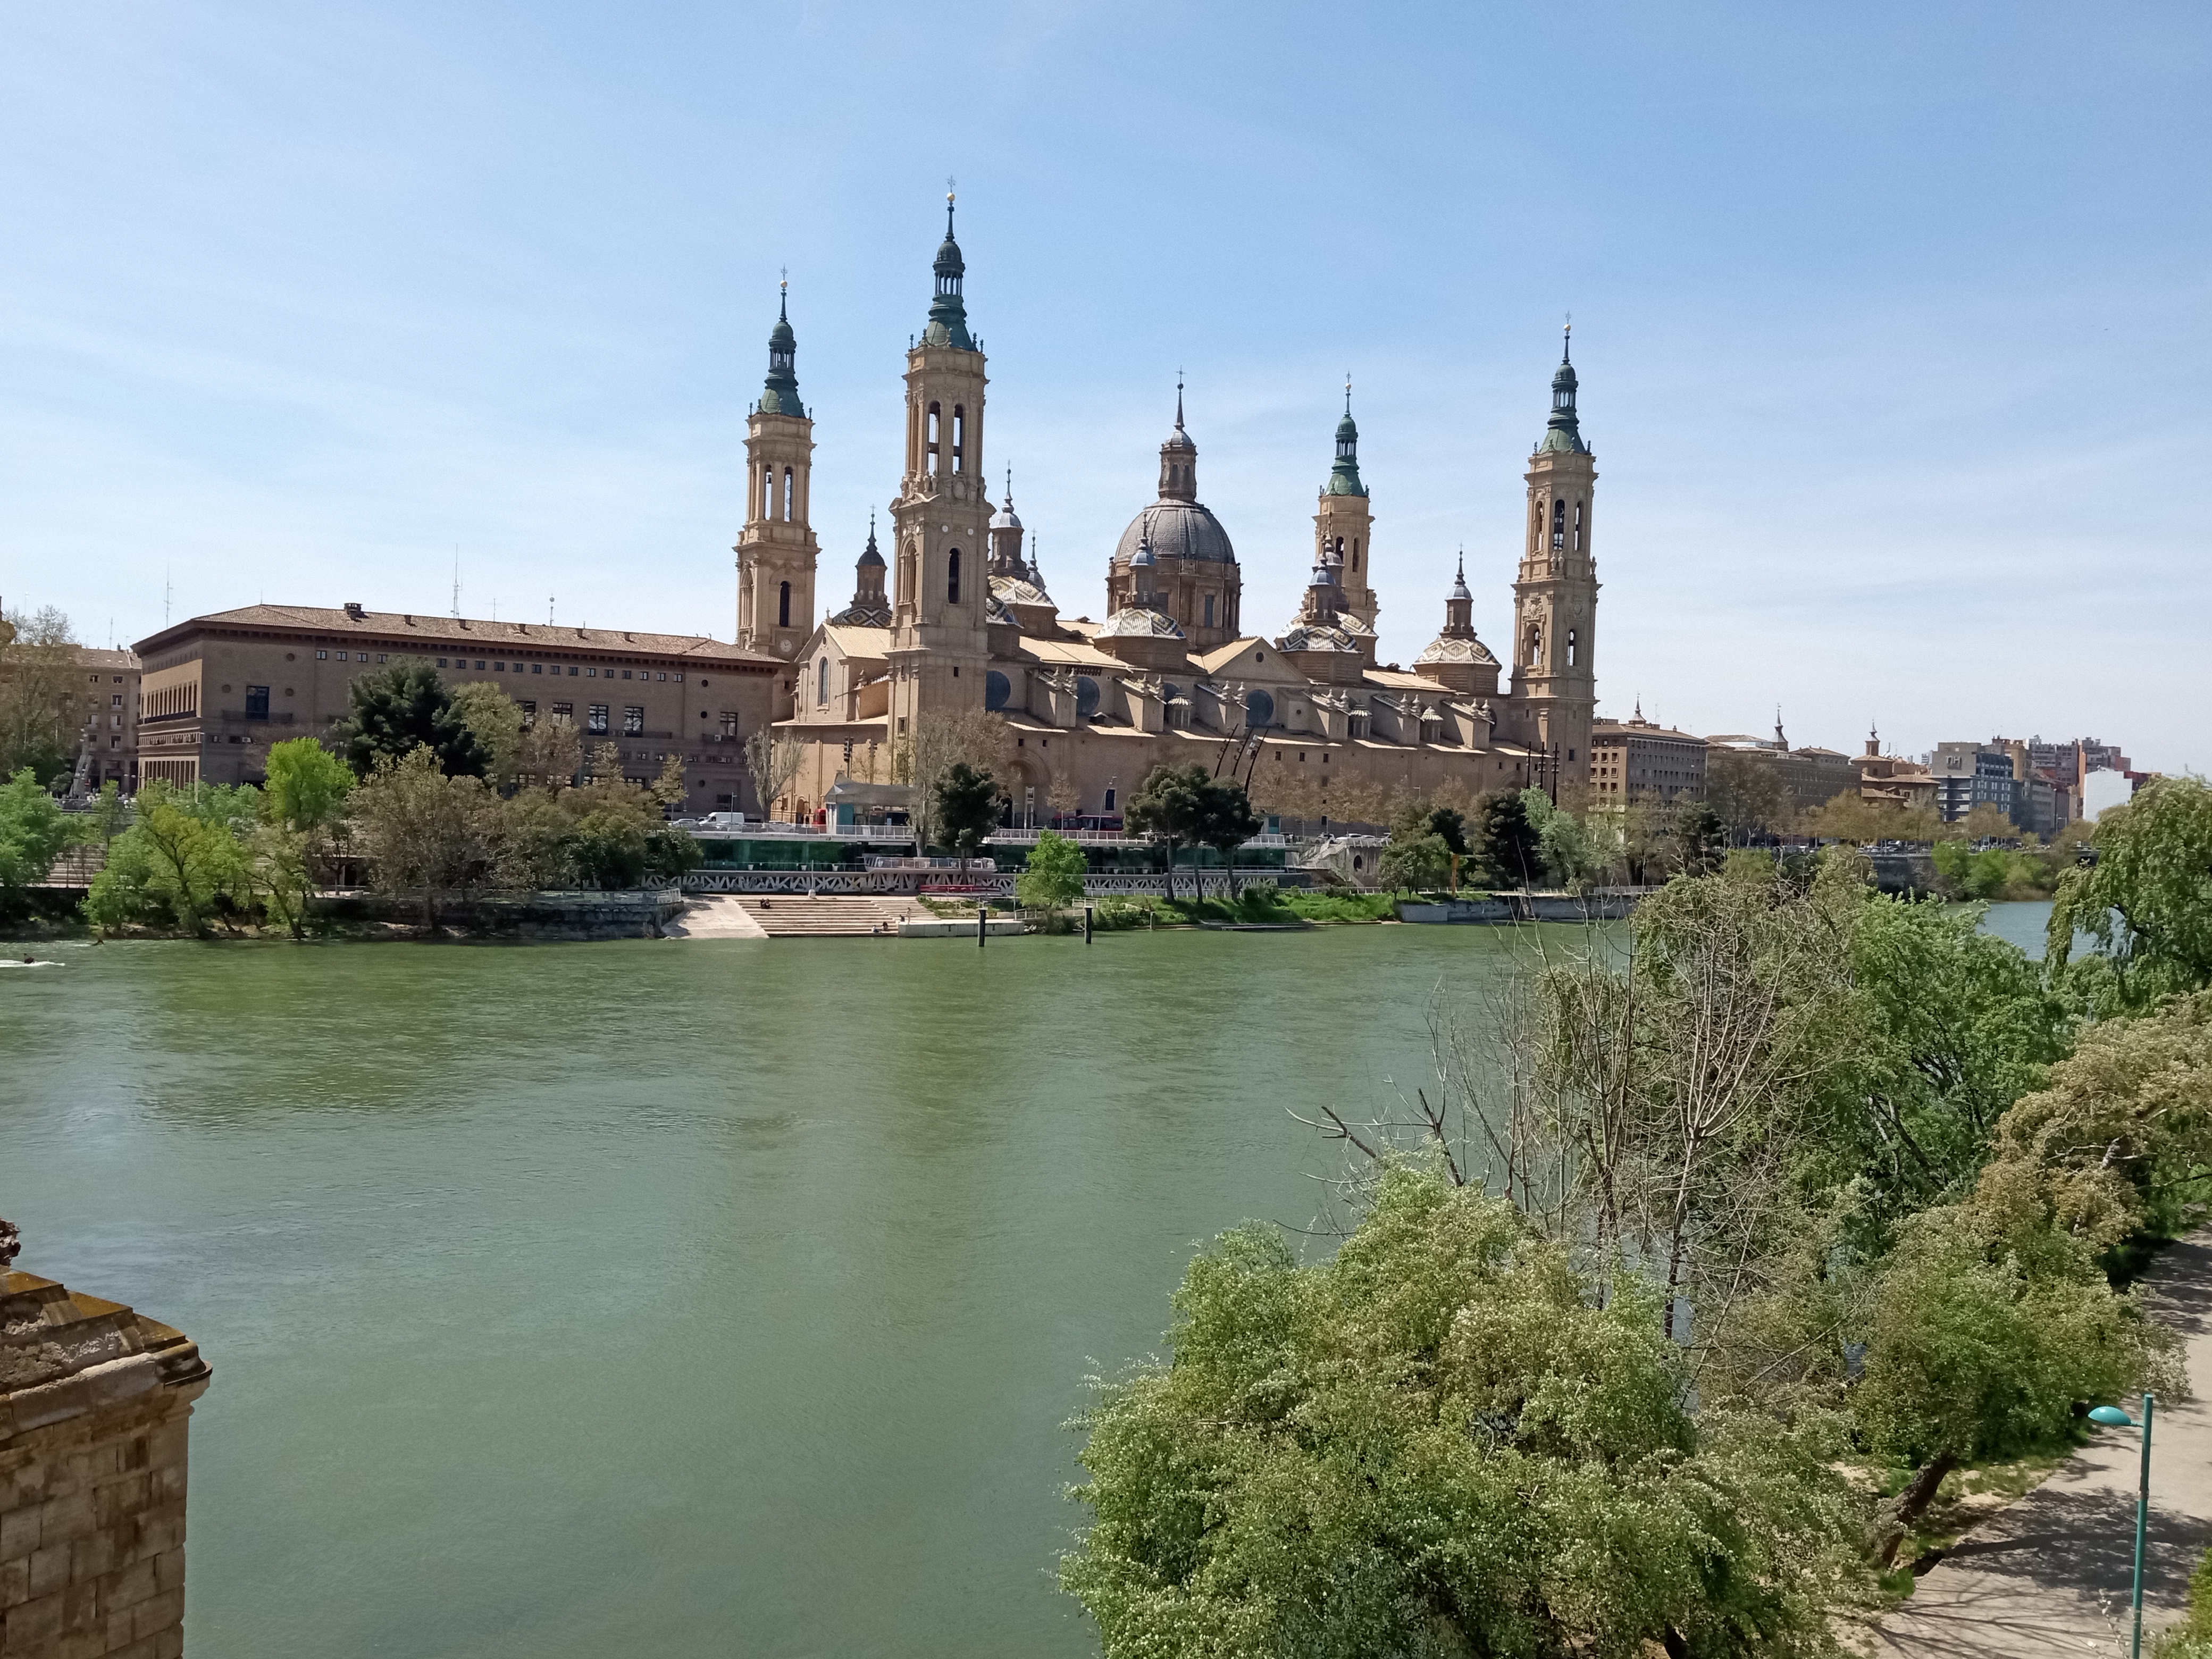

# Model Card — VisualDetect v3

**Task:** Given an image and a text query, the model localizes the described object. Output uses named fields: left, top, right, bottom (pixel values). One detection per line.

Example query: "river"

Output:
left=0, top=902, right=2055, bottom=1658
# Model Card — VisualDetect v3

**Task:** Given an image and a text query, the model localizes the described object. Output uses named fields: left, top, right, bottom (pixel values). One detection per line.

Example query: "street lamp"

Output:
left=2089, top=1395, right=2155, bottom=1659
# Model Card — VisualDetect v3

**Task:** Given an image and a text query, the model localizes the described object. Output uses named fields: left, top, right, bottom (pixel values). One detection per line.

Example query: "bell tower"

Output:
left=887, top=194, right=993, bottom=744
left=1503, top=327, right=1599, bottom=790
left=1314, top=381, right=1377, bottom=647
left=735, top=281, right=820, bottom=661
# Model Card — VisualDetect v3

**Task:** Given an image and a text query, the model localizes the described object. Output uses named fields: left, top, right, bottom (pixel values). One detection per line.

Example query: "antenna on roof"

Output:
left=549, top=595, right=556, bottom=624
left=451, top=548, right=462, bottom=618
left=164, top=568, right=172, bottom=627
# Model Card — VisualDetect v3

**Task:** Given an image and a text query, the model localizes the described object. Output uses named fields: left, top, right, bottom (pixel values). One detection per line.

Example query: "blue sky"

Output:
left=3, top=2, right=2206, bottom=770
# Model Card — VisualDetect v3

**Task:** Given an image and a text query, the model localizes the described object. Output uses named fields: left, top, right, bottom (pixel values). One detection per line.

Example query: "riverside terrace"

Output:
left=685, top=821, right=1296, bottom=880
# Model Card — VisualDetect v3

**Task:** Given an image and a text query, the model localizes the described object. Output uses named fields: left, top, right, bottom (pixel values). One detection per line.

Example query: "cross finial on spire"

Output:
left=1004, top=463, right=1013, bottom=504
left=1562, top=314, right=1572, bottom=363
left=1455, top=545, right=1465, bottom=579
left=1175, top=368, right=1185, bottom=430
left=945, top=177, right=957, bottom=235
left=1345, top=372, right=1353, bottom=415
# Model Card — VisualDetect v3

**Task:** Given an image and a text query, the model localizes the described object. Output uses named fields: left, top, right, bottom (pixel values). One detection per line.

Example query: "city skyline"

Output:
left=2, top=2, right=2205, bottom=771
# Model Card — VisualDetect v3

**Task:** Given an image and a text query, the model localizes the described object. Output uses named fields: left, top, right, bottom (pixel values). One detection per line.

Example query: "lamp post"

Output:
left=2089, top=1395, right=2156, bottom=1659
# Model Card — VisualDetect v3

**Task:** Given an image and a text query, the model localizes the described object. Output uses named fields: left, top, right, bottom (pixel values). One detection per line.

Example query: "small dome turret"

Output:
left=920, top=194, right=976, bottom=351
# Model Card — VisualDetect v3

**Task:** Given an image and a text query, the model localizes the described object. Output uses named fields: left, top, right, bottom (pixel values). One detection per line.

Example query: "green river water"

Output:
left=0, top=903, right=2055, bottom=1658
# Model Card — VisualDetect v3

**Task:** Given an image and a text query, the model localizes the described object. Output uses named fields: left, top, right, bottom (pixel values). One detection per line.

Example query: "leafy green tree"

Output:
left=262, top=736, right=355, bottom=832
left=1016, top=828, right=1088, bottom=914
left=1428, top=804, right=1469, bottom=856
left=1063, top=1164, right=1870, bottom=1659
left=935, top=761, right=1003, bottom=878
left=346, top=745, right=501, bottom=926
left=1826, top=894, right=2072, bottom=1230
left=1475, top=789, right=1543, bottom=888
left=1190, top=774, right=1262, bottom=895
left=449, top=682, right=526, bottom=786
left=0, top=766, right=76, bottom=913
left=131, top=800, right=249, bottom=934
left=2049, top=776, right=2212, bottom=1016
left=643, top=825, right=702, bottom=883
left=1855, top=1205, right=2178, bottom=1563
left=1379, top=830, right=1451, bottom=893
left=1126, top=762, right=1210, bottom=900
left=250, top=824, right=316, bottom=939
left=332, top=660, right=487, bottom=780
left=570, top=808, right=650, bottom=889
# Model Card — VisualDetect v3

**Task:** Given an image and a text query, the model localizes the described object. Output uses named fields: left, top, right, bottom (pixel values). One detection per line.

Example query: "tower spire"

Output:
left=761, top=278, right=801, bottom=416
left=1538, top=324, right=1585, bottom=454
left=923, top=188, right=974, bottom=350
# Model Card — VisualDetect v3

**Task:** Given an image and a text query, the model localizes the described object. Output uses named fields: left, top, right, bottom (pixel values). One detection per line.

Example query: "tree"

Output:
left=1379, top=830, right=1451, bottom=893
left=1802, top=791, right=1943, bottom=846
left=1706, top=748, right=1789, bottom=843
left=262, top=738, right=355, bottom=834
left=332, top=660, right=487, bottom=780
left=80, top=780, right=129, bottom=851
left=346, top=745, right=501, bottom=927
left=744, top=727, right=805, bottom=824
left=1427, top=804, right=1469, bottom=855
left=1063, top=1164, right=1870, bottom=1659
left=449, top=682, right=527, bottom=786
left=250, top=823, right=316, bottom=939
left=1945, top=801, right=2019, bottom=844
left=129, top=800, right=250, bottom=934
left=1521, top=789, right=1622, bottom=892
left=2048, top=776, right=2212, bottom=1016
left=1125, top=763, right=1209, bottom=901
left=894, top=708, right=1007, bottom=849
left=0, top=605, right=80, bottom=785
left=569, top=809, right=650, bottom=889
left=1827, top=893, right=2072, bottom=1233
left=1855, top=1204, right=2178, bottom=1564
left=1190, top=774, right=1262, bottom=894
left=935, top=761, right=1003, bottom=879
left=518, top=713, right=582, bottom=793
left=0, top=766, right=76, bottom=913
left=1474, top=789, right=1544, bottom=888
left=1017, top=828, right=1088, bottom=914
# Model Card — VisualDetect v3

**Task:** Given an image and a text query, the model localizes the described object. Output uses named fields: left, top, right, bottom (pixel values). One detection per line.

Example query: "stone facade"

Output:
left=128, top=606, right=781, bottom=812
left=766, top=210, right=1606, bottom=826
left=1, top=1270, right=211, bottom=1659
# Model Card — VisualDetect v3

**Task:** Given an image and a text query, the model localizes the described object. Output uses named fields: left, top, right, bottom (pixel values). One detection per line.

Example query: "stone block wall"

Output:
left=0, top=1272, right=211, bottom=1658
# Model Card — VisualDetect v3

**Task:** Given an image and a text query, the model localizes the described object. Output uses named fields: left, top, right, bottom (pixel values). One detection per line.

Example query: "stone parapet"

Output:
left=1, top=1271, right=211, bottom=1658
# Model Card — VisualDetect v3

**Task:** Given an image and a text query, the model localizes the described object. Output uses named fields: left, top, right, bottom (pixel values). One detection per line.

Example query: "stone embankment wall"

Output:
left=1, top=1272, right=211, bottom=1659
left=1397, top=891, right=1645, bottom=924
left=308, top=889, right=684, bottom=940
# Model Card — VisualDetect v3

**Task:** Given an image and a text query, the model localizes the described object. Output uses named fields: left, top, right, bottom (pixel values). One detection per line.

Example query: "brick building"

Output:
left=129, top=605, right=783, bottom=811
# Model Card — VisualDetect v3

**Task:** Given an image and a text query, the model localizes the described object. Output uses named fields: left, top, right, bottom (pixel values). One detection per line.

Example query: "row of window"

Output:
left=300, top=648, right=690, bottom=684
left=1538, top=497, right=1587, bottom=552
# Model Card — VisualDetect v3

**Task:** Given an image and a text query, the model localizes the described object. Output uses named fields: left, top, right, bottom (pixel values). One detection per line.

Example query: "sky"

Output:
left=2, top=2, right=2206, bottom=772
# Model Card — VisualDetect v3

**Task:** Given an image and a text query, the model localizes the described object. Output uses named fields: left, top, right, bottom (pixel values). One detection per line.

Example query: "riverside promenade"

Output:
left=1873, top=1233, right=2212, bottom=1657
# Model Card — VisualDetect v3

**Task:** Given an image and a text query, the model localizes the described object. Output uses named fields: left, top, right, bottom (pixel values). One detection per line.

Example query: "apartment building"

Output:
left=1588, top=711, right=1706, bottom=803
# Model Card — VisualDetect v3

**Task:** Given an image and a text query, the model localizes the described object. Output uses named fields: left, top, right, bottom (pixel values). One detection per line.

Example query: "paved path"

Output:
left=658, top=896, right=769, bottom=939
left=1872, top=1232, right=2212, bottom=1657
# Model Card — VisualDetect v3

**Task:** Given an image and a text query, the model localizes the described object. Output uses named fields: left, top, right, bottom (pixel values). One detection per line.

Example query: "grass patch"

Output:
left=1862, top=1442, right=2081, bottom=1574
left=1279, top=891, right=1398, bottom=923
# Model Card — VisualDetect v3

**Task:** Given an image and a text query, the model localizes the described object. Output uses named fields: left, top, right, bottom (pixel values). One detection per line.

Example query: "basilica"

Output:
left=739, top=199, right=1601, bottom=825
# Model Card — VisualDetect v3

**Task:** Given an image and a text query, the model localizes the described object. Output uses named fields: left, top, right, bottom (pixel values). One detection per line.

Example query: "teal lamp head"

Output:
left=2089, top=1405, right=2138, bottom=1427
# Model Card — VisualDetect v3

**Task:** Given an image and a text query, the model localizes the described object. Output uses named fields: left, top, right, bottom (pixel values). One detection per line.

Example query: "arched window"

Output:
left=1572, top=501, right=1583, bottom=551
left=1352, top=540, right=1360, bottom=572
left=1526, top=624, right=1542, bottom=667
left=818, top=657, right=829, bottom=705
left=1333, top=535, right=1344, bottom=560
left=778, top=581, right=791, bottom=629
left=783, top=466, right=794, bottom=523
left=762, top=464, right=775, bottom=520
left=926, top=404, right=941, bottom=473
left=1203, top=593, right=1216, bottom=629
left=1566, top=628, right=1579, bottom=667
left=946, top=547, right=962, bottom=604
left=1551, top=499, right=1566, bottom=549
left=952, top=406, right=966, bottom=472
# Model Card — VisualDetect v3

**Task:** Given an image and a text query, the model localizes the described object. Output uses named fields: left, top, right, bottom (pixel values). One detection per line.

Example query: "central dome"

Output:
left=1114, top=501, right=1236, bottom=566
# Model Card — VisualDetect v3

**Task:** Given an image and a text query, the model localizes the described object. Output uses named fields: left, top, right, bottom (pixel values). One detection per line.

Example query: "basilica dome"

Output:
left=1113, top=501, right=1236, bottom=567
left=1414, top=634, right=1498, bottom=667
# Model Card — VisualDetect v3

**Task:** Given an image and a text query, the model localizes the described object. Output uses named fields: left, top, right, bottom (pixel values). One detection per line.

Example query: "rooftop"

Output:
left=137, top=605, right=778, bottom=668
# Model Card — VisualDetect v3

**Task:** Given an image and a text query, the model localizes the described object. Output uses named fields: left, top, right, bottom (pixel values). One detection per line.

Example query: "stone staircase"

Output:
left=732, top=895, right=933, bottom=938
